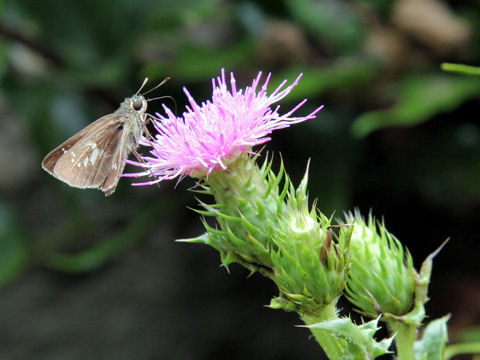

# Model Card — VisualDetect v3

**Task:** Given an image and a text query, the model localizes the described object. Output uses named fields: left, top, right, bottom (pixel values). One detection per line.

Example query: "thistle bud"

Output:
left=193, top=154, right=286, bottom=273
left=345, top=211, right=415, bottom=318
left=268, top=171, right=351, bottom=314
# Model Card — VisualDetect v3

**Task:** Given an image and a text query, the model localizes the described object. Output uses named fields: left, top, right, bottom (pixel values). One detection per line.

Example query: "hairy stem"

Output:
left=301, top=303, right=346, bottom=359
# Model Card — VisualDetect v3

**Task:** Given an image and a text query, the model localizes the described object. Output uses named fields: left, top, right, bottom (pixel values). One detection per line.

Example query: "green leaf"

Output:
left=414, top=316, right=449, bottom=360
left=308, top=316, right=393, bottom=358
left=351, top=74, right=480, bottom=138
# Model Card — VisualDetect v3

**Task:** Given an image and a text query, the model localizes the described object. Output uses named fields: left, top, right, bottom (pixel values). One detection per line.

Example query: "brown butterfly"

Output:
left=42, top=78, right=169, bottom=196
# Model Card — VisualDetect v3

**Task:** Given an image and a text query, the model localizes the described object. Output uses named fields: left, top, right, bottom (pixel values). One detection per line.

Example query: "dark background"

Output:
left=0, top=0, right=479, bottom=359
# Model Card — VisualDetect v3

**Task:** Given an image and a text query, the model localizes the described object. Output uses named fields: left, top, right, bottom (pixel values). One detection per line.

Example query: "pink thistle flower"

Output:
left=126, top=69, right=323, bottom=185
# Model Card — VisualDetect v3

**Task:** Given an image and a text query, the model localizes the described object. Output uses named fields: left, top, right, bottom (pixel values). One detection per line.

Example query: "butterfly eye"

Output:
left=132, top=99, right=143, bottom=111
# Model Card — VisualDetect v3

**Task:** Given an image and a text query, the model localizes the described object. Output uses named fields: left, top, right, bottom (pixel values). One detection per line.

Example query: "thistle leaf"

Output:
left=307, top=316, right=393, bottom=358
left=414, top=316, right=450, bottom=360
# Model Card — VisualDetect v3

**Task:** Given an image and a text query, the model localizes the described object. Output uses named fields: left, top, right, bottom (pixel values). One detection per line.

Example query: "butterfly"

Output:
left=42, top=77, right=169, bottom=196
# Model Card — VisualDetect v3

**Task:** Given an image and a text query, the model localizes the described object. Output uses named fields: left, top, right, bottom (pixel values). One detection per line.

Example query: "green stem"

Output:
left=301, top=302, right=346, bottom=359
left=441, top=63, right=480, bottom=76
left=388, top=321, right=417, bottom=360
left=445, top=342, right=480, bottom=360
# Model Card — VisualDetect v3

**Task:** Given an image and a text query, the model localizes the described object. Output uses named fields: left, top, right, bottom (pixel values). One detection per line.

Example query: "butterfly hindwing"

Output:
left=100, top=128, right=131, bottom=195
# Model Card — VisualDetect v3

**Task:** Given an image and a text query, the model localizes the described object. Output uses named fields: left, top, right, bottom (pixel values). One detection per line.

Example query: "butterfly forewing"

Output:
left=42, top=113, right=129, bottom=194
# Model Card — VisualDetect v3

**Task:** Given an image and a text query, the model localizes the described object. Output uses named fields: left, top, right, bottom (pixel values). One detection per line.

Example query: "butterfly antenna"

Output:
left=147, top=95, right=177, bottom=115
left=135, top=78, right=150, bottom=95
left=142, top=77, right=171, bottom=96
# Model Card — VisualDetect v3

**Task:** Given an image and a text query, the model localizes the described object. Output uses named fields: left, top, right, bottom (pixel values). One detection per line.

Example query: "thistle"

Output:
left=127, top=69, right=353, bottom=311
left=126, top=70, right=421, bottom=359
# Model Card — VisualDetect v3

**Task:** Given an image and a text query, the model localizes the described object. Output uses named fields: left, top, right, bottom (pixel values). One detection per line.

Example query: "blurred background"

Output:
left=0, top=0, right=479, bottom=359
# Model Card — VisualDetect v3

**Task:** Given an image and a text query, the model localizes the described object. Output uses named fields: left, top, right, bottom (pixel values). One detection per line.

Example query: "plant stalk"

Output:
left=301, top=302, right=346, bottom=359
left=388, top=321, right=417, bottom=360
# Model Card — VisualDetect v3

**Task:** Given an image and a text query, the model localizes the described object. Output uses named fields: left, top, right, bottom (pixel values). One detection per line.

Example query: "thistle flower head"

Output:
left=127, top=69, right=323, bottom=184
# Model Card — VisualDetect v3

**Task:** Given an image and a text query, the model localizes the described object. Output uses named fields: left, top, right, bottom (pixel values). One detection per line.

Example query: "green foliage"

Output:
left=0, top=202, right=28, bottom=287
left=351, top=74, right=480, bottom=138
left=285, top=0, right=365, bottom=53
left=145, top=39, right=257, bottom=81
left=414, top=316, right=449, bottom=360
left=44, top=201, right=167, bottom=273
left=270, top=60, right=379, bottom=102
left=0, top=42, right=6, bottom=81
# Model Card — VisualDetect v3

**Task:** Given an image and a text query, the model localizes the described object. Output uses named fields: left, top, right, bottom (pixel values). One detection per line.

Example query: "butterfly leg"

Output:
left=131, top=147, right=161, bottom=189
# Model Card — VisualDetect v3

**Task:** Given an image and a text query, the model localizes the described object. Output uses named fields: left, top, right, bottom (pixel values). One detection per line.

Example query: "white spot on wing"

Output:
left=90, top=148, right=99, bottom=165
left=83, top=157, right=88, bottom=168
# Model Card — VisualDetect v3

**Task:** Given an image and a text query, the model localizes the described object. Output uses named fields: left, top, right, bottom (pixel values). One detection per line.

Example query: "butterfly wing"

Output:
left=99, top=125, right=133, bottom=196
left=42, top=114, right=128, bottom=195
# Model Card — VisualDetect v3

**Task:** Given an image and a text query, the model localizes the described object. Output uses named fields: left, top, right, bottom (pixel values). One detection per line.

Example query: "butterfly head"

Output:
left=127, top=95, right=148, bottom=114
